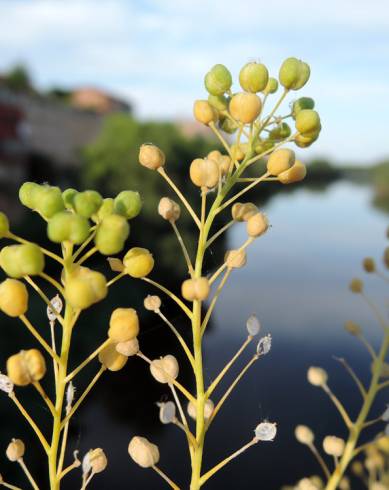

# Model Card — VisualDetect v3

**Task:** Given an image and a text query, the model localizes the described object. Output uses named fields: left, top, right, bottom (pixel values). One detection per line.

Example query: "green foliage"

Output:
left=3, top=64, right=32, bottom=93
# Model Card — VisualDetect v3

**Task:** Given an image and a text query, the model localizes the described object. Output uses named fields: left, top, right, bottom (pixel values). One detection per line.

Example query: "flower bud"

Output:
left=269, top=123, right=291, bottom=141
left=116, top=338, right=139, bottom=357
left=295, top=110, right=321, bottom=135
left=159, top=401, right=176, bottom=424
left=0, top=212, right=9, bottom=238
left=47, top=211, right=90, bottom=245
left=98, top=343, right=127, bottom=371
left=35, top=185, right=65, bottom=219
left=73, top=190, right=103, bottom=218
left=6, top=439, right=25, bottom=462
left=278, top=161, right=307, bottom=184
left=108, top=308, right=139, bottom=343
left=0, top=279, right=28, bottom=317
left=193, top=100, right=217, bottom=125
left=65, top=267, right=107, bottom=310
left=114, top=191, right=142, bottom=219
left=208, top=94, right=229, bottom=112
left=254, top=421, right=277, bottom=441
left=96, top=198, right=115, bottom=221
left=189, top=158, right=219, bottom=188
left=181, top=277, right=210, bottom=301
left=95, top=214, right=129, bottom=255
left=225, top=249, right=247, bottom=269
left=231, top=202, right=258, bottom=222
left=267, top=149, right=295, bottom=175
left=307, top=366, right=328, bottom=387
left=263, top=77, right=278, bottom=95
left=292, top=97, right=315, bottom=118
left=295, top=425, right=314, bottom=445
left=19, top=182, right=41, bottom=209
left=363, top=257, right=375, bottom=273
left=7, top=349, right=46, bottom=386
left=279, top=58, right=310, bottom=90
left=322, top=436, right=345, bottom=457
left=144, top=295, right=161, bottom=312
left=229, top=93, right=262, bottom=124
left=247, top=212, right=269, bottom=238
left=187, top=399, right=214, bottom=420
left=158, top=197, right=181, bottom=222
left=123, top=247, right=154, bottom=278
left=344, top=320, right=362, bottom=336
left=349, top=278, right=363, bottom=293
left=139, top=144, right=166, bottom=170
left=204, top=64, right=232, bottom=96
left=83, top=448, right=107, bottom=474
left=239, top=62, right=269, bottom=93
left=150, top=355, right=179, bottom=384
left=62, top=188, right=78, bottom=209
left=0, top=243, right=45, bottom=278
left=128, top=436, right=159, bottom=468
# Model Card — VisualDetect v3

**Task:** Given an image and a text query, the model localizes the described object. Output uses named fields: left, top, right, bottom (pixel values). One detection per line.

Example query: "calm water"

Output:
left=1, top=181, right=388, bottom=489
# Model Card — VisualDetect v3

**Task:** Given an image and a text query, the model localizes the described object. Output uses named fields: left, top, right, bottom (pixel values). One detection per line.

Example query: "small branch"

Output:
left=19, top=314, right=60, bottom=362
left=72, top=231, right=97, bottom=261
left=49, top=320, right=59, bottom=386
left=33, top=381, right=56, bottom=417
left=361, top=293, right=387, bottom=331
left=152, top=465, right=180, bottom=490
left=201, top=269, right=232, bottom=335
left=77, top=246, right=98, bottom=266
left=378, top=379, right=389, bottom=391
left=39, top=272, right=65, bottom=295
left=333, top=356, right=366, bottom=398
left=157, top=310, right=195, bottom=368
left=307, top=443, right=331, bottom=480
left=107, top=271, right=126, bottom=287
left=171, top=221, right=194, bottom=276
left=208, top=121, right=233, bottom=159
left=141, top=277, right=192, bottom=318
left=0, top=480, right=23, bottom=490
left=65, top=338, right=112, bottom=382
left=323, top=384, right=353, bottom=428
left=353, top=436, right=384, bottom=458
left=169, top=383, right=194, bottom=458
left=206, top=220, right=234, bottom=249
left=17, top=459, right=39, bottom=490
left=358, top=334, right=377, bottom=360
left=58, top=454, right=81, bottom=480
left=362, top=416, right=384, bottom=429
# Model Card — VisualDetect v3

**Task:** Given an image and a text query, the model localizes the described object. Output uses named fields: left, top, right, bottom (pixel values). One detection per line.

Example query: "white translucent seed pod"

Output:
left=381, top=405, right=389, bottom=422
left=116, top=338, right=140, bottom=357
left=246, top=315, right=261, bottom=336
left=150, top=355, right=179, bottom=384
left=6, top=439, right=25, bottom=462
left=256, top=334, right=272, bottom=355
left=0, top=373, right=14, bottom=394
left=47, top=295, right=63, bottom=322
left=144, top=295, right=161, bottom=312
left=294, top=425, right=314, bottom=445
left=254, top=421, right=277, bottom=441
left=66, top=382, right=75, bottom=412
left=322, top=435, right=345, bottom=457
left=158, top=401, right=176, bottom=424
left=307, top=367, right=328, bottom=387
left=128, top=436, right=160, bottom=468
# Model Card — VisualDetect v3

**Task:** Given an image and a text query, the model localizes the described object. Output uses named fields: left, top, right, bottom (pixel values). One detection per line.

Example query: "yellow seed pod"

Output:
left=229, top=93, right=262, bottom=124
left=225, top=249, right=247, bottom=269
left=65, top=267, right=107, bottom=310
left=267, top=149, right=295, bottom=176
left=84, top=448, right=107, bottom=474
left=323, top=436, right=345, bottom=457
left=231, top=202, right=258, bottom=222
left=189, top=158, right=219, bottom=188
left=158, top=197, right=180, bottom=222
left=123, top=247, right=154, bottom=278
left=108, top=308, right=139, bottom=343
left=181, top=277, right=210, bottom=301
left=144, top=295, right=161, bottom=312
left=307, top=366, right=328, bottom=387
left=150, top=355, right=179, bottom=384
left=138, top=144, right=166, bottom=170
left=230, top=143, right=246, bottom=162
left=218, top=155, right=231, bottom=176
left=207, top=150, right=222, bottom=161
left=344, top=320, right=362, bottom=336
left=116, top=338, right=139, bottom=357
left=295, top=425, right=314, bottom=445
left=7, top=349, right=46, bottom=386
left=193, top=100, right=217, bottom=125
left=0, top=279, right=28, bottom=317
left=187, top=399, right=214, bottom=420
left=6, top=439, right=25, bottom=462
left=363, top=257, right=375, bottom=273
left=246, top=212, right=269, bottom=238
left=294, top=131, right=319, bottom=148
left=98, top=344, right=127, bottom=371
left=128, top=436, right=160, bottom=468
left=278, top=161, right=307, bottom=184
left=376, top=435, right=389, bottom=453
left=349, top=278, right=363, bottom=293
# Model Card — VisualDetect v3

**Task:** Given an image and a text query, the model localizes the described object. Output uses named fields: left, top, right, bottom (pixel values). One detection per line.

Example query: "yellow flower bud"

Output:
left=6, top=439, right=25, bottom=462
left=295, top=425, right=314, bottom=445
left=181, top=277, right=210, bottom=301
left=128, top=436, right=159, bottom=468
left=363, top=257, right=375, bottom=273
left=108, top=308, right=139, bottom=343
left=225, top=249, right=247, bottom=269
left=322, top=436, right=345, bottom=457
left=98, top=344, right=127, bottom=371
left=349, top=278, right=363, bottom=293
left=7, top=349, right=46, bottom=386
left=0, top=279, right=28, bottom=317
left=229, top=93, right=262, bottom=124
left=150, top=355, right=179, bottom=384
left=246, top=212, right=269, bottom=238
left=116, top=338, right=139, bottom=357
left=158, top=197, right=181, bottom=222
left=123, top=247, right=154, bottom=278
left=144, top=295, right=161, bottom=312
left=278, top=161, right=307, bottom=184
left=65, top=267, right=107, bottom=310
left=307, top=366, right=328, bottom=387
left=84, top=448, right=107, bottom=474
left=187, top=399, right=214, bottom=420
left=267, top=149, right=295, bottom=176
left=231, top=202, right=258, bottom=222
left=193, top=100, right=217, bottom=125
left=189, top=158, right=219, bottom=189
left=139, top=144, right=166, bottom=170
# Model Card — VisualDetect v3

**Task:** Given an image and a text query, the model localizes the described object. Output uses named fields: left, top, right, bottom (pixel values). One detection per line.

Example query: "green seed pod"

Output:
left=96, top=198, right=115, bottom=221
left=292, top=97, right=315, bottom=118
left=279, top=58, right=310, bottom=90
left=269, top=123, right=291, bottom=141
left=36, top=186, right=65, bottom=219
left=0, top=279, right=28, bottom=317
left=208, top=94, right=229, bottom=112
left=0, top=212, right=9, bottom=238
left=65, top=267, right=107, bottom=310
left=229, top=93, right=262, bottom=124
left=239, top=62, right=269, bottom=93
left=47, top=211, right=90, bottom=245
left=114, top=191, right=142, bottom=219
left=62, top=188, right=78, bottom=209
left=18, top=182, right=42, bottom=209
left=124, top=247, right=154, bottom=278
left=254, top=139, right=274, bottom=154
left=267, top=149, right=295, bottom=175
left=263, top=77, right=278, bottom=95
left=204, top=64, right=232, bottom=96
left=218, top=116, right=239, bottom=134
left=73, top=190, right=103, bottom=218
left=95, top=214, right=129, bottom=255
left=294, top=131, right=319, bottom=148
left=295, top=109, right=321, bottom=135
left=293, top=61, right=310, bottom=90
left=0, top=243, right=44, bottom=278
left=193, top=100, right=218, bottom=125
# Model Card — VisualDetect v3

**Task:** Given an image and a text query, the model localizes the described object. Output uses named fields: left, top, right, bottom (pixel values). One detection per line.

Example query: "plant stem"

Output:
left=17, top=459, right=39, bottom=490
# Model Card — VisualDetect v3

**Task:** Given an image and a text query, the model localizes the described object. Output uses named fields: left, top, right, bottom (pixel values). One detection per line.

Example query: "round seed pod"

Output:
left=128, top=436, right=159, bottom=468
left=83, top=448, right=107, bottom=474
left=181, top=277, right=210, bottom=301
left=116, top=338, right=139, bottom=357
left=229, top=93, right=262, bottom=124
left=293, top=61, right=311, bottom=90
left=219, top=116, right=239, bottom=134
left=98, top=343, right=127, bottom=371
left=254, top=421, right=277, bottom=441
left=96, top=198, right=115, bottom=221
left=123, top=247, right=154, bottom=278
left=108, top=308, right=139, bottom=343
left=263, top=77, right=278, bottom=95
left=7, top=349, right=46, bottom=386
left=47, top=211, right=90, bottom=245
left=230, top=143, right=246, bottom=161
left=114, top=191, right=142, bottom=219
left=218, top=155, right=231, bottom=176
left=344, top=320, right=362, bottom=336
left=323, top=436, right=345, bottom=457
left=231, top=202, right=258, bottom=222
left=6, top=439, right=25, bottom=462
left=193, top=100, right=217, bottom=125
left=19, top=182, right=42, bottom=209
left=73, top=191, right=103, bottom=218
left=239, top=62, right=269, bottom=93
left=247, top=212, right=269, bottom=238
left=144, top=295, right=161, bottom=312
left=296, top=110, right=321, bottom=135
left=158, top=197, right=181, bottom=222
left=187, top=399, right=214, bottom=420
left=139, top=144, right=166, bottom=170
left=65, top=267, right=107, bottom=310
left=150, top=355, right=179, bottom=384
left=36, top=186, right=65, bottom=219
left=0, top=279, right=28, bottom=317
left=204, top=64, right=232, bottom=96
left=0, top=212, right=9, bottom=238
left=294, top=133, right=320, bottom=148
left=349, top=278, right=363, bottom=293
left=62, top=188, right=78, bottom=209
left=0, top=243, right=45, bottom=278
left=267, top=149, right=295, bottom=175
left=307, top=366, right=328, bottom=387
left=207, top=150, right=222, bottom=161
left=189, top=158, right=219, bottom=188
left=95, top=214, right=129, bottom=255
left=208, top=94, right=229, bottom=112
left=225, top=249, right=247, bottom=269
left=279, top=58, right=310, bottom=90
left=292, top=97, right=315, bottom=118
left=278, top=161, right=307, bottom=184
left=295, top=425, right=314, bottom=445
left=363, top=257, right=375, bottom=273
left=269, top=123, right=291, bottom=141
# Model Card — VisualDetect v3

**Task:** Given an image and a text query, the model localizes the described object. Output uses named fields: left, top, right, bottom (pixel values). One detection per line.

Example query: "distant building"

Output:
left=70, top=87, right=131, bottom=114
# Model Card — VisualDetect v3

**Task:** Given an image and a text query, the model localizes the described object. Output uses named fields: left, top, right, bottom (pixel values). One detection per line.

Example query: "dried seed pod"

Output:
left=144, top=295, right=161, bottom=312
left=204, top=64, right=232, bottom=96
left=7, top=349, right=46, bottom=386
left=239, top=62, right=269, bottom=93
left=139, top=144, right=166, bottom=170
left=124, top=247, right=154, bottom=278
left=254, top=421, right=277, bottom=441
left=6, top=439, right=25, bottom=462
left=65, top=267, right=107, bottom=310
left=229, top=93, right=262, bottom=124
left=256, top=334, right=272, bottom=355
left=98, top=344, right=127, bottom=371
left=344, top=320, right=362, bottom=336
left=267, top=149, right=295, bottom=176
left=108, top=308, right=139, bottom=343
left=278, top=161, right=307, bottom=184
left=322, top=435, right=345, bottom=457
left=246, top=212, right=269, bottom=238
left=181, top=277, right=210, bottom=301
left=231, top=202, right=258, bottom=222
left=128, top=436, right=159, bottom=468
left=47, top=295, right=63, bottom=322
left=0, top=279, right=28, bottom=317
left=158, top=197, right=181, bottom=222
left=362, top=257, right=375, bottom=273
left=225, top=249, right=247, bottom=269
left=187, top=399, right=214, bottom=420
left=150, top=355, right=179, bottom=384
left=246, top=315, right=261, bottom=336
left=0, top=373, right=14, bottom=394
left=116, top=338, right=139, bottom=357
left=349, top=278, right=363, bottom=293
left=158, top=401, right=176, bottom=424
left=189, top=158, right=219, bottom=188
left=0, top=212, right=9, bottom=239
left=193, top=100, right=217, bottom=125
left=307, top=366, right=328, bottom=387
left=83, top=448, right=107, bottom=474
left=0, top=243, right=45, bottom=279
left=295, top=425, right=314, bottom=445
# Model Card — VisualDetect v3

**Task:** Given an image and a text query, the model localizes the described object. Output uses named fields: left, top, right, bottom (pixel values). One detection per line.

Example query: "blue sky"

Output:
left=0, top=0, right=388, bottom=164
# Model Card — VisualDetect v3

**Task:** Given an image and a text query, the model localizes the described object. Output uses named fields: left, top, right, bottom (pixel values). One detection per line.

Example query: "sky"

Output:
left=0, top=0, right=389, bottom=164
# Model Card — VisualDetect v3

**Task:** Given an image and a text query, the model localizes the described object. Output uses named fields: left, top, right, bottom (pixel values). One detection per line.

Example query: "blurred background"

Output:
left=0, top=1, right=388, bottom=489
